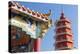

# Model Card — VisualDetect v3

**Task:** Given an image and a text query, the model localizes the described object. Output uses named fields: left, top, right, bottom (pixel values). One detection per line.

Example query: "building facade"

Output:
left=9, top=1, right=52, bottom=53
left=55, top=12, right=73, bottom=50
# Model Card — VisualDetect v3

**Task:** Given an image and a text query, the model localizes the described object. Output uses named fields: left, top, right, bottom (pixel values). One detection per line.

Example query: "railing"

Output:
left=56, top=32, right=73, bottom=36
left=56, top=25, right=71, bottom=29
left=55, top=39, right=73, bottom=43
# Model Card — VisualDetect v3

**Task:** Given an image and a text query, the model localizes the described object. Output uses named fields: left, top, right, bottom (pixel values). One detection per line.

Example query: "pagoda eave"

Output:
left=55, top=26, right=72, bottom=30
left=58, top=19, right=71, bottom=23
left=55, top=40, right=73, bottom=43
left=55, top=46, right=73, bottom=50
left=56, top=32, right=73, bottom=36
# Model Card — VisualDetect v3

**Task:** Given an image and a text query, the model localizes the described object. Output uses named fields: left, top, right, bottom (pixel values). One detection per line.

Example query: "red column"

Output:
left=33, top=38, right=41, bottom=52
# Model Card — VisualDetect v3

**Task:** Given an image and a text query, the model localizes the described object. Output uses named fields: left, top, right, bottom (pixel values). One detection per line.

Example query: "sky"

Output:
left=17, top=1, right=78, bottom=51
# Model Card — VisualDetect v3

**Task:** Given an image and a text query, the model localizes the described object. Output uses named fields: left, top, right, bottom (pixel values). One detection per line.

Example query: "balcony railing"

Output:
left=55, top=46, right=73, bottom=50
left=56, top=32, right=73, bottom=36
left=56, top=25, right=71, bottom=29
left=55, top=39, right=73, bottom=43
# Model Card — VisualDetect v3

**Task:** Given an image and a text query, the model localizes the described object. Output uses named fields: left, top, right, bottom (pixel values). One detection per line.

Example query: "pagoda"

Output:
left=55, top=12, right=73, bottom=50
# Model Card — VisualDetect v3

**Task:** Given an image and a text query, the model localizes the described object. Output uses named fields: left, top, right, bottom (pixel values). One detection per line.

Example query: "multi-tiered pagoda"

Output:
left=55, top=12, right=73, bottom=50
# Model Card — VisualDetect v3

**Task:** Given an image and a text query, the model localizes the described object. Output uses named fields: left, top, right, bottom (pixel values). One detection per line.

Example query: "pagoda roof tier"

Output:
left=57, top=18, right=71, bottom=23
left=55, top=25, right=72, bottom=30
left=55, top=41, right=73, bottom=45
left=55, top=46, right=73, bottom=50
left=54, top=34, right=73, bottom=38
left=59, top=12, right=71, bottom=23
left=9, top=1, right=51, bottom=22
left=55, top=39, right=73, bottom=43
left=55, top=32, right=73, bottom=36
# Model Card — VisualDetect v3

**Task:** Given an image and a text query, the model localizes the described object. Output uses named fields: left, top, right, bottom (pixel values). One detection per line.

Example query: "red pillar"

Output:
left=33, top=38, right=41, bottom=52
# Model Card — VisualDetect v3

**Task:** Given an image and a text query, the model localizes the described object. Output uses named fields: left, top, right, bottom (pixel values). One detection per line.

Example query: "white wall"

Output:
left=0, top=0, right=79, bottom=54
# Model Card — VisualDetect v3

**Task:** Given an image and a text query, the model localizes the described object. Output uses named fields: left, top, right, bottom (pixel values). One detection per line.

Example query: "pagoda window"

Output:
left=56, top=37, right=61, bottom=41
left=63, top=36, right=67, bottom=39
left=61, top=28, right=66, bottom=32
left=59, top=36, right=63, bottom=40
left=65, top=29, right=71, bottom=33
left=56, top=22, right=61, bottom=26
left=57, top=35, right=66, bottom=40
left=56, top=44, right=61, bottom=48
left=56, top=43, right=63, bottom=48
left=56, top=29, right=61, bottom=33
left=63, top=42, right=67, bottom=46
left=56, top=28, right=66, bottom=33
left=62, top=21, right=69, bottom=26
left=62, top=22, right=66, bottom=25
left=59, top=22, right=63, bottom=26
left=67, top=35, right=72, bottom=40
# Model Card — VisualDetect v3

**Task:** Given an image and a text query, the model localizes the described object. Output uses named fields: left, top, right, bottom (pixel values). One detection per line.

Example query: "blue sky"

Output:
left=17, top=1, right=78, bottom=51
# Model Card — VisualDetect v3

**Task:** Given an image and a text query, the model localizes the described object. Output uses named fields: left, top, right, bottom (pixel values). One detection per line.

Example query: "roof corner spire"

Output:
left=43, top=9, right=51, bottom=17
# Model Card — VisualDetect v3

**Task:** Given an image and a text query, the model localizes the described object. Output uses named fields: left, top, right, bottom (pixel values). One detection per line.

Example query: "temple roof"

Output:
left=9, top=1, right=51, bottom=22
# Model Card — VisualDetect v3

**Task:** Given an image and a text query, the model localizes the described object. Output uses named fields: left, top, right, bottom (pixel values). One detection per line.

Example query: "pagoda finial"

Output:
left=61, top=8, right=64, bottom=16
left=60, top=7, right=65, bottom=19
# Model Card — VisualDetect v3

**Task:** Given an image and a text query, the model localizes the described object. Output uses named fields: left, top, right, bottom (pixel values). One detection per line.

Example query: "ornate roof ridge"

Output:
left=9, top=1, right=51, bottom=22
